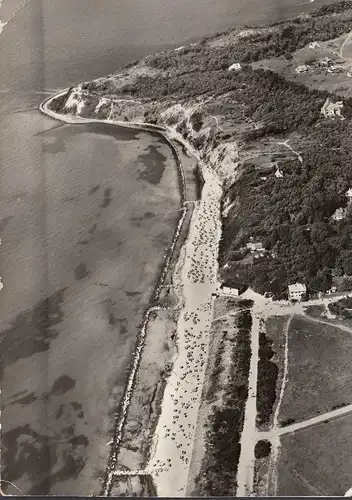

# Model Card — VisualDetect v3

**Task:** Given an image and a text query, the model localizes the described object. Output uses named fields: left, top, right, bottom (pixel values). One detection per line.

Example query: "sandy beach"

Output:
left=147, top=166, right=222, bottom=495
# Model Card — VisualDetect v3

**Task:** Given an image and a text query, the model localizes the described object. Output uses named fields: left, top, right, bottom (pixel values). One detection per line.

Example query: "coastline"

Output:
left=39, top=92, right=223, bottom=496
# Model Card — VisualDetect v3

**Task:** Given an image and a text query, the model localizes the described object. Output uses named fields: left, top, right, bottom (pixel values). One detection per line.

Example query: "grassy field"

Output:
left=279, top=315, right=352, bottom=424
left=252, top=32, right=352, bottom=97
left=277, top=413, right=352, bottom=496
left=303, top=304, right=326, bottom=319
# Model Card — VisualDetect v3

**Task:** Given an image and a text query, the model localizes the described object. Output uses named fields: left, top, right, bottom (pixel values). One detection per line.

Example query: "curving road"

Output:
left=339, top=30, right=352, bottom=60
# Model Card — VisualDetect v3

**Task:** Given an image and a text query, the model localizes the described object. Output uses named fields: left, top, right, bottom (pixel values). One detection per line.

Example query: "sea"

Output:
left=0, top=0, right=336, bottom=495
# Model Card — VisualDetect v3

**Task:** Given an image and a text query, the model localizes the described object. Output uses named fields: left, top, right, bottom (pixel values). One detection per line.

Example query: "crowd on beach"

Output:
left=148, top=167, right=223, bottom=495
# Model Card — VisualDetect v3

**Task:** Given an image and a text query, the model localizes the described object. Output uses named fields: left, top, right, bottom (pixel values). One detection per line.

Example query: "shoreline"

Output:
left=39, top=91, right=223, bottom=496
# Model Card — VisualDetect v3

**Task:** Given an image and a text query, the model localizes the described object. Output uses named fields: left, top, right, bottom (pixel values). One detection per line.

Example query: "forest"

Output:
left=219, top=69, right=352, bottom=297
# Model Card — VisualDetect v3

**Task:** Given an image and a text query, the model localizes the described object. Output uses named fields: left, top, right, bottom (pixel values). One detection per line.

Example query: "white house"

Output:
left=275, top=167, right=284, bottom=178
left=246, top=242, right=265, bottom=253
left=346, top=188, right=352, bottom=198
left=309, top=41, right=320, bottom=49
left=228, top=63, right=242, bottom=71
left=321, top=98, right=343, bottom=118
left=295, top=65, right=309, bottom=74
left=221, top=286, right=239, bottom=296
left=288, top=283, right=307, bottom=301
left=332, top=207, right=347, bottom=221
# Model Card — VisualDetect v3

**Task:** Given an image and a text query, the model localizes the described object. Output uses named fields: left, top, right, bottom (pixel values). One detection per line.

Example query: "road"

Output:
left=300, top=313, right=352, bottom=335
left=339, top=29, right=352, bottom=97
left=339, top=30, right=352, bottom=60
left=257, top=402, right=352, bottom=440
left=236, top=298, right=261, bottom=496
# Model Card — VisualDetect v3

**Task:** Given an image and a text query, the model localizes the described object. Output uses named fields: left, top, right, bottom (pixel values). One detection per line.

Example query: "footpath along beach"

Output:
left=39, top=92, right=223, bottom=496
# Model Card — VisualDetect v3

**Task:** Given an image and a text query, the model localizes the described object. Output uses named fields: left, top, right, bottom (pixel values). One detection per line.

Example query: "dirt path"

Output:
left=339, top=30, right=352, bottom=97
left=266, top=316, right=291, bottom=494
left=276, top=140, right=303, bottom=165
left=258, top=403, right=352, bottom=440
left=300, top=314, right=352, bottom=335
left=236, top=297, right=261, bottom=496
left=339, top=30, right=352, bottom=60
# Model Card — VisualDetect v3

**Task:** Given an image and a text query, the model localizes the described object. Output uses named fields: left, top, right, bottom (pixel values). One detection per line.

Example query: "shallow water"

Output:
left=0, top=95, right=182, bottom=494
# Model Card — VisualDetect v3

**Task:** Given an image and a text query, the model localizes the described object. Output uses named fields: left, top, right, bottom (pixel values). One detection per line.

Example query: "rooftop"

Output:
left=228, top=63, right=242, bottom=71
left=288, top=283, right=307, bottom=293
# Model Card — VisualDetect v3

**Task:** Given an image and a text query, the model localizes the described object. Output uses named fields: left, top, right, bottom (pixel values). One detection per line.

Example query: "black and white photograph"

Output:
left=2, top=0, right=352, bottom=497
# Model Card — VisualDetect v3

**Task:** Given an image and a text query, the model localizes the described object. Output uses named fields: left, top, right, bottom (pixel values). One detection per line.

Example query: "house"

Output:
left=346, top=188, right=352, bottom=198
left=246, top=241, right=265, bottom=253
left=221, top=286, right=240, bottom=297
left=319, top=57, right=331, bottom=67
left=275, top=167, right=284, bottom=178
left=321, top=98, right=343, bottom=118
left=326, top=286, right=337, bottom=295
left=228, top=63, right=242, bottom=71
left=327, top=65, right=341, bottom=74
left=295, top=65, right=309, bottom=74
left=309, top=42, right=320, bottom=49
left=332, top=207, right=347, bottom=221
left=288, top=283, right=307, bottom=301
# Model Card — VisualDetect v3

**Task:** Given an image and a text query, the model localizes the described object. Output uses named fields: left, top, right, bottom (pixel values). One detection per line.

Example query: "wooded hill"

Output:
left=51, top=0, right=352, bottom=298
